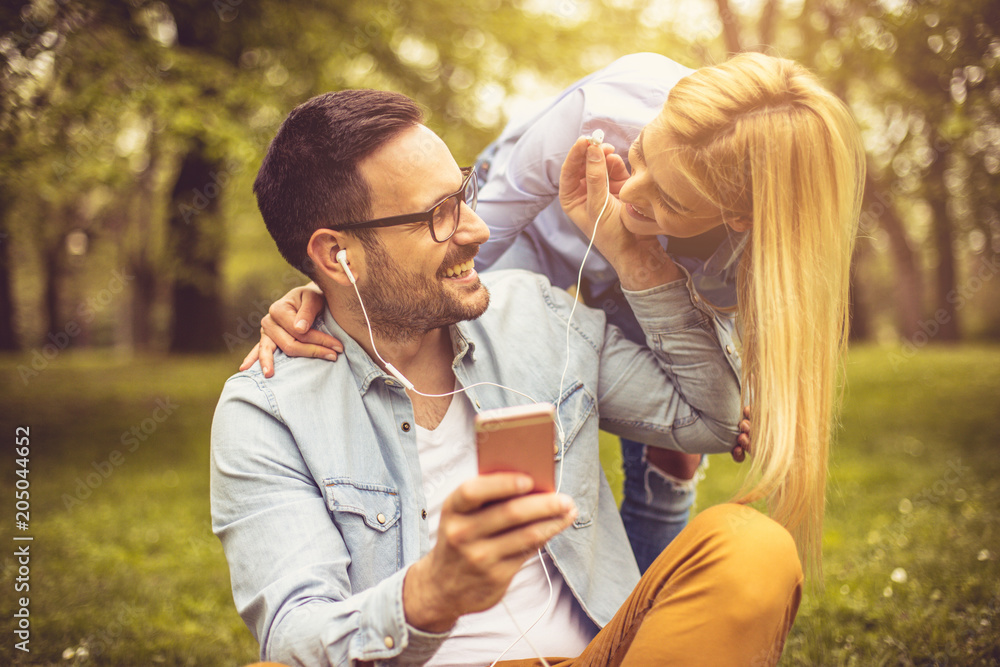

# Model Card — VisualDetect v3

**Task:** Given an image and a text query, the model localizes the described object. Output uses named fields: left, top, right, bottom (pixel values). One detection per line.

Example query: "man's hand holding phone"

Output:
left=403, top=473, right=577, bottom=633
left=403, top=403, right=574, bottom=633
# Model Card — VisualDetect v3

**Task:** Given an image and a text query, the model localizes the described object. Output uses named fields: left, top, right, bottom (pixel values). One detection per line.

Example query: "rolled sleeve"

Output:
left=575, top=271, right=740, bottom=454
left=622, top=274, right=742, bottom=450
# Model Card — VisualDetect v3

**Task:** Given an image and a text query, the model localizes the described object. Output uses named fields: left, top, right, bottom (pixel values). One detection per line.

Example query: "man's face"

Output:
left=351, top=125, right=491, bottom=341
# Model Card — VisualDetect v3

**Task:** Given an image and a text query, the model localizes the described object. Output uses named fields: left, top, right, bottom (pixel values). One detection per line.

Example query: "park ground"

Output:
left=1, top=344, right=998, bottom=665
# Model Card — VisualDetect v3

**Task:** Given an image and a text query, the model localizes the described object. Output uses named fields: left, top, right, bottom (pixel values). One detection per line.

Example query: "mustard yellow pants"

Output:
left=499, top=503, right=803, bottom=667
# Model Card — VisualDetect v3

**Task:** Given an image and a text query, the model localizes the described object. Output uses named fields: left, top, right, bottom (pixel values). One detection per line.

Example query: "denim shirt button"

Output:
left=384, top=635, right=395, bottom=649
left=421, top=509, right=427, bottom=519
left=376, top=513, right=386, bottom=524
left=401, top=422, right=411, bottom=432
left=726, top=344, right=734, bottom=355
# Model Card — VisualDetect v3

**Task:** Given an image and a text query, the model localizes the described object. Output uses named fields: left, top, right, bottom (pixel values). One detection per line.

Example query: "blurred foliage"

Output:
left=0, top=0, right=998, bottom=354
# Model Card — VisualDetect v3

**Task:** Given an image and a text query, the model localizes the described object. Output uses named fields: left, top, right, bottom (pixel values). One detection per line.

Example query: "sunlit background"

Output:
left=1, top=0, right=997, bottom=349
left=1, top=1, right=998, bottom=665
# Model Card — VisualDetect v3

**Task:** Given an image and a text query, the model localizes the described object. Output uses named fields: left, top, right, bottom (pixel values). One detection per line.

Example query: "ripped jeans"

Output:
left=620, top=438, right=700, bottom=573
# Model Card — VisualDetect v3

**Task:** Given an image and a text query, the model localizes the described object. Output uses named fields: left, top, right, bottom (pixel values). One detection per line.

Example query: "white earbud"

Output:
left=587, top=128, right=605, bottom=146
left=335, top=249, right=356, bottom=284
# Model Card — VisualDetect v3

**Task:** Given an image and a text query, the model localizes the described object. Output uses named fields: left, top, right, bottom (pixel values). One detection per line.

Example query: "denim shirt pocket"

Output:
left=552, top=382, right=595, bottom=462
left=322, top=479, right=402, bottom=585
left=551, top=383, right=598, bottom=528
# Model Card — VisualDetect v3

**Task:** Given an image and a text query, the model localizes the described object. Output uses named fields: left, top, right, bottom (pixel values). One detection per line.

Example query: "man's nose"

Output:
left=453, top=203, right=490, bottom=245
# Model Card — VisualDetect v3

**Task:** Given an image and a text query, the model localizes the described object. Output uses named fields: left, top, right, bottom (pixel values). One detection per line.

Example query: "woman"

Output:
left=249, top=51, right=864, bottom=571
left=560, top=51, right=865, bottom=569
left=468, top=52, right=728, bottom=572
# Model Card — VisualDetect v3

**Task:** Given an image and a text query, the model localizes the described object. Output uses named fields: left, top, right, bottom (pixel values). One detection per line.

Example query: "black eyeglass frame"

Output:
left=336, top=167, right=478, bottom=243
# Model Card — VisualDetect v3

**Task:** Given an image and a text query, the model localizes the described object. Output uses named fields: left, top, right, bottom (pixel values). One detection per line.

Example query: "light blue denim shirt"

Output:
left=211, top=269, right=741, bottom=666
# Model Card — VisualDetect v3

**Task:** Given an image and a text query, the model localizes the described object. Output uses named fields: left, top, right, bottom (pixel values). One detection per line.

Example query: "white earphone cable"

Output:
left=554, top=140, right=611, bottom=493
left=489, top=551, right=555, bottom=667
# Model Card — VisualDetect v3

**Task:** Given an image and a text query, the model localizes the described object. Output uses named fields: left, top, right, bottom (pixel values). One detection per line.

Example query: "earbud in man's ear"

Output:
left=335, top=249, right=356, bottom=284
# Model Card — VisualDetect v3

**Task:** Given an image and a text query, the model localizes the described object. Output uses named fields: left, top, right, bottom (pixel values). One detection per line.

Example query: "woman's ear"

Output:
left=725, top=214, right=751, bottom=233
left=307, top=229, right=356, bottom=287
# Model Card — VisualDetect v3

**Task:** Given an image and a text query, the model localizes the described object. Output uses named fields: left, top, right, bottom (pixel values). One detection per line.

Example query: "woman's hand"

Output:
left=558, top=137, right=628, bottom=237
left=238, top=282, right=343, bottom=378
left=731, top=406, right=752, bottom=462
left=558, top=137, right=681, bottom=289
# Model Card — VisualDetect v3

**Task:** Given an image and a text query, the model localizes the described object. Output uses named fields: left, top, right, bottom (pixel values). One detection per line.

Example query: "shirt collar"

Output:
left=317, top=308, right=390, bottom=395
left=451, top=320, right=477, bottom=365
left=317, top=308, right=479, bottom=395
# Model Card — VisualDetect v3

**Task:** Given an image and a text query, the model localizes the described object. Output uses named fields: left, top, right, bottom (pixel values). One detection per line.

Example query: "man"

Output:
left=212, top=89, right=801, bottom=666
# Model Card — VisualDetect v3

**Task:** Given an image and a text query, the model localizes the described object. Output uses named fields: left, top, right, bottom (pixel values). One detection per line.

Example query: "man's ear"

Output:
left=307, top=229, right=357, bottom=287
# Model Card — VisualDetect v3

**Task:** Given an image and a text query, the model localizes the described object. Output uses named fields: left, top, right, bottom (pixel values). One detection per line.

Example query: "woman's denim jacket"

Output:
left=211, top=269, right=742, bottom=666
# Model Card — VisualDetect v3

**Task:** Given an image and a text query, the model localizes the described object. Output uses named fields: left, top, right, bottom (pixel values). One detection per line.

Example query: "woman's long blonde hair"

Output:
left=654, top=52, right=865, bottom=573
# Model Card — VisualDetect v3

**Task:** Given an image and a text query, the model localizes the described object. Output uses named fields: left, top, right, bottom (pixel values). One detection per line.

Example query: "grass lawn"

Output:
left=1, top=344, right=998, bottom=665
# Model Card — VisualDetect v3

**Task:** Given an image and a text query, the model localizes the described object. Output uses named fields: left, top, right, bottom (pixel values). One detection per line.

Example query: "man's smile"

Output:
left=444, top=259, right=475, bottom=278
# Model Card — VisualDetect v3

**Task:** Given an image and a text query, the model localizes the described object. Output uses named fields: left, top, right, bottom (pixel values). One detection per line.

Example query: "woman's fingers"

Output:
left=241, top=282, right=342, bottom=376
left=606, top=151, right=630, bottom=195
left=258, top=331, right=278, bottom=378
left=585, top=144, right=613, bottom=224
left=268, top=282, right=326, bottom=338
left=239, top=343, right=262, bottom=372
left=292, top=283, right=326, bottom=332
left=269, top=293, right=307, bottom=339
left=558, top=137, right=604, bottom=235
left=252, top=314, right=344, bottom=377
left=732, top=407, right=753, bottom=461
left=261, top=313, right=343, bottom=355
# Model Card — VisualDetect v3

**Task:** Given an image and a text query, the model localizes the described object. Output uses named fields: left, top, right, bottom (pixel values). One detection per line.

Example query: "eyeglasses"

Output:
left=337, top=167, right=478, bottom=243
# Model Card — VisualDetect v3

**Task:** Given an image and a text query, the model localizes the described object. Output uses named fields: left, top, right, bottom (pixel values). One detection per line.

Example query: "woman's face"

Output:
left=617, top=121, right=747, bottom=238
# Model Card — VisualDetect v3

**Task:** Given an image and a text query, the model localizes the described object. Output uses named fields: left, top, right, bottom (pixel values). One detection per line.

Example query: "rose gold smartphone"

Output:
left=475, top=403, right=556, bottom=493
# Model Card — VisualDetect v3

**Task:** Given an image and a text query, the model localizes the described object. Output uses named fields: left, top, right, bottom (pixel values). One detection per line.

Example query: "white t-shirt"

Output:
left=415, top=392, right=598, bottom=666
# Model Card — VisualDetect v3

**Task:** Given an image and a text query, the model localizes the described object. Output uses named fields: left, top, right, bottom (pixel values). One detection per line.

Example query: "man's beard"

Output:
left=349, top=239, right=490, bottom=343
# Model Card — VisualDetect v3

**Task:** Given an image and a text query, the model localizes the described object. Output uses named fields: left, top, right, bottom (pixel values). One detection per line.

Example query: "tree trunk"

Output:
left=863, top=172, right=924, bottom=340
left=128, top=142, right=160, bottom=351
left=130, top=263, right=157, bottom=350
left=160, top=1, right=251, bottom=353
left=848, top=243, right=869, bottom=341
left=0, top=197, right=18, bottom=350
left=925, top=131, right=960, bottom=341
left=167, top=143, right=225, bottom=352
left=42, top=233, right=64, bottom=343
left=713, top=0, right=744, bottom=54
left=758, top=0, right=780, bottom=49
